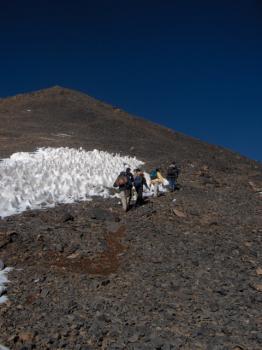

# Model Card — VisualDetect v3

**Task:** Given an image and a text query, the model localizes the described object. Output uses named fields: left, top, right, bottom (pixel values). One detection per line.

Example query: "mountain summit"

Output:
left=0, top=86, right=256, bottom=168
left=1, top=85, right=179, bottom=162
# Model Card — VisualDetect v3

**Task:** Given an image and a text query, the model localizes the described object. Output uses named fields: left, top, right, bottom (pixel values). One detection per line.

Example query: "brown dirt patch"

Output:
left=46, top=226, right=127, bottom=276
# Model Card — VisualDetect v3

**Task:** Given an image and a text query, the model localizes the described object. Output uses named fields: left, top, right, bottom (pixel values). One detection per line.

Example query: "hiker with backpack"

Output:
left=133, top=168, right=149, bottom=207
left=150, top=168, right=165, bottom=197
left=113, top=171, right=131, bottom=211
left=166, top=161, right=180, bottom=192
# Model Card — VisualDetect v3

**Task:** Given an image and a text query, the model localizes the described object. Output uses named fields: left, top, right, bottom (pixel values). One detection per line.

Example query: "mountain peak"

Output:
left=0, top=86, right=259, bottom=172
left=36, top=85, right=81, bottom=95
left=0, top=85, right=95, bottom=103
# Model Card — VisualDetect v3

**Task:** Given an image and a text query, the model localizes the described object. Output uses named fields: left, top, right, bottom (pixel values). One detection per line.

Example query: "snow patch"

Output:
left=0, top=344, right=10, bottom=350
left=0, top=147, right=143, bottom=218
left=0, top=267, right=12, bottom=305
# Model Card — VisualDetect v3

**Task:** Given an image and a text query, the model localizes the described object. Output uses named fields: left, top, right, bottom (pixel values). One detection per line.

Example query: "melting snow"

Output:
left=0, top=267, right=12, bottom=305
left=0, top=147, right=144, bottom=218
left=0, top=345, right=10, bottom=350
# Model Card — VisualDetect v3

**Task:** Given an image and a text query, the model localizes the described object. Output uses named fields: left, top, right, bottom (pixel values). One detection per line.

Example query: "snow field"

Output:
left=0, top=147, right=144, bottom=218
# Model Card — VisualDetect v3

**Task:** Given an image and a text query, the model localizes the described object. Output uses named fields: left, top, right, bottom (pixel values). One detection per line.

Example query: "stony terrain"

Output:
left=0, top=87, right=261, bottom=349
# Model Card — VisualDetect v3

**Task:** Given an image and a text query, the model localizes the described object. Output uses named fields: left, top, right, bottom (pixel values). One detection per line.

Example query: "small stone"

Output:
left=128, top=334, right=139, bottom=343
left=55, top=243, right=64, bottom=252
left=189, top=209, right=199, bottom=216
left=67, top=252, right=80, bottom=259
left=53, top=332, right=61, bottom=340
left=248, top=181, right=260, bottom=192
left=210, top=304, right=219, bottom=312
left=63, top=213, right=74, bottom=222
left=101, top=279, right=110, bottom=286
left=256, top=267, right=262, bottom=276
left=253, top=284, right=262, bottom=292
left=0, top=231, right=18, bottom=248
left=215, top=288, right=227, bottom=296
left=173, top=209, right=187, bottom=218
left=36, top=234, right=44, bottom=241
left=41, top=289, right=49, bottom=297
left=256, top=332, right=262, bottom=343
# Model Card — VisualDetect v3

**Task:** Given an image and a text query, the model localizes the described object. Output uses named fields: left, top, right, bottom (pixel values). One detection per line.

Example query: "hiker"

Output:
left=166, top=161, right=180, bottom=191
left=113, top=171, right=131, bottom=211
left=133, top=168, right=149, bottom=206
left=150, top=168, right=165, bottom=197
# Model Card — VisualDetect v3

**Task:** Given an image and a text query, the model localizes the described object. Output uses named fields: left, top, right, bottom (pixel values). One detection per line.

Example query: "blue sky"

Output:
left=0, top=0, right=261, bottom=160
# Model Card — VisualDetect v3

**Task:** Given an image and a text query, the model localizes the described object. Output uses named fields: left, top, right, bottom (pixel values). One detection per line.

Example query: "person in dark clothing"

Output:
left=125, top=168, right=134, bottom=187
left=166, top=161, right=180, bottom=191
left=133, top=169, right=149, bottom=206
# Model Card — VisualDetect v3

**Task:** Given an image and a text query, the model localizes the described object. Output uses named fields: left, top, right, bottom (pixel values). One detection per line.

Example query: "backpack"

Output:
left=167, top=165, right=179, bottom=178
left=125, top=173, right=133, bottom=188
left=134, top=175, right=143, bottom=187
left=115, top=175, right=128, bottom=186
left=150, top=169, right=158, bottom=180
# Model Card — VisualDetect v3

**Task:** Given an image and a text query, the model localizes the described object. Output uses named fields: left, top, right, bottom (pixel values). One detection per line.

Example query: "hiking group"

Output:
left=113, top=161, right=180, bottom=211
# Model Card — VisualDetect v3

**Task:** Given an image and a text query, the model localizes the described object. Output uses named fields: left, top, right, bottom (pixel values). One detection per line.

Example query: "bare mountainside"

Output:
left=0, top=87, right=261, bottom=350
left=0, top=86, right=257, bottom=167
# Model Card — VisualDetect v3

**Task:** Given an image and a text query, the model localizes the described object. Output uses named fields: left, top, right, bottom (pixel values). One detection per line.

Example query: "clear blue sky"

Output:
left=0, top=0, right=261, bottom=160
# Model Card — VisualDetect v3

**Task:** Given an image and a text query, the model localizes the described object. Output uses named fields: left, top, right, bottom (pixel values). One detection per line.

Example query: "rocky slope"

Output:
left=0, top=87, right=261, bottom=349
